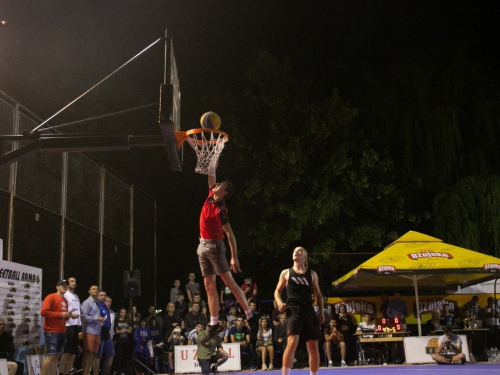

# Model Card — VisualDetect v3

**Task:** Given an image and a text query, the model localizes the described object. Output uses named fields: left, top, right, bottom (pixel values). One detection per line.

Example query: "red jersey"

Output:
left=40, top=293, right=68, bottom=333
left=199, top=190, right=229, bottom=240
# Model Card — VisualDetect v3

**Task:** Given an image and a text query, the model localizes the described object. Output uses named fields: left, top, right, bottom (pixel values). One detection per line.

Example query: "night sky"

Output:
left=1, top=1, right=499, bottom=303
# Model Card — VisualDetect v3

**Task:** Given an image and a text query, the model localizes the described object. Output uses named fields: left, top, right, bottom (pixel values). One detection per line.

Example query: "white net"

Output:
left=185, top=129, right=228, bottom=175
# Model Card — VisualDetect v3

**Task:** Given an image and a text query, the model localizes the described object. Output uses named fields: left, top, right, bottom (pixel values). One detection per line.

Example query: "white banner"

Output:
left=0, top=359, right=8, bottom=375
left=0, top=260, right=43, bottom=348
left=404, top=335, right=470, bottom=364
left=174, top=344, right=241, bottom=373
left=26, top=355, right=45, bottom=375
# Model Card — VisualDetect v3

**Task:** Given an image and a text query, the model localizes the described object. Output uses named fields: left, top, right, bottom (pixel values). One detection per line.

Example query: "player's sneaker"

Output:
left=201, top=324, right=224, bottom=345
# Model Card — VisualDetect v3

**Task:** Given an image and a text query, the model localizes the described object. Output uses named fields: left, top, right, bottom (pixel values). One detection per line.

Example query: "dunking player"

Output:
left=274, top=247, right=324, bottom=375
left=198, top=172, right=257, bottom=344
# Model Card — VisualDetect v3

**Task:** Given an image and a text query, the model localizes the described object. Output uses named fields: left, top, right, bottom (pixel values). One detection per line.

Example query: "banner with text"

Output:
left=174, top=343, right=241, bottom=373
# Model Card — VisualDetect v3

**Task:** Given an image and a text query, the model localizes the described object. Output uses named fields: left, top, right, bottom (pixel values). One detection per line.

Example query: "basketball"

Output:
left=200, top=111, right=221, bottom=130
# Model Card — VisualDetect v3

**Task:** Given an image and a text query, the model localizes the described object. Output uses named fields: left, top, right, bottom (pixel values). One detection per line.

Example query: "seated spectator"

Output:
left=184, top=302, right=207, bottom=339
left=145, top=305, right=163, bottom=328
left=189, top=292, right=207, bottom=315
left=241, top=277, right=257, bottom=304
left=270, top=300, right=281, bottom=326
left=175, top=292, right=189, bottom=320
left=163, top=302, right=181, bottom=339
left=356, top=313, right=378, bottom=365
left=218, top=315, right=230, bottom=343
left=273, top=314, right=287, bottom=353
left=440, top=303, right=455, bottom=326
left=430, top=326, right=466, bottom=365
left=0, top=318, right=23, bottom=375
left=188, top=322, right=205, bottom=345
left=227, top=305, right=238, bottom=327
left=325, top=318, right=346, bottom=367
left=483, top=297, right=499, bottom=348
left=220, top=281, right=236, bottom=315
left=425, top=309, right=442, bottom=335
left=167, top=326, right=185, bottom=373
left=256, top=318, right=274, bottom=370
left=229, top=316, right=256, bottom=370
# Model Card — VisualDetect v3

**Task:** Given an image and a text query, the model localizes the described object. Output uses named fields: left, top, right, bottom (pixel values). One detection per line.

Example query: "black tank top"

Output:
left=286, top=268, right=313, bottom=304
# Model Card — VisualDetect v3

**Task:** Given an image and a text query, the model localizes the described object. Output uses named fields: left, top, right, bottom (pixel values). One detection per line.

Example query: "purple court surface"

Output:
left=232, top=363, right=500, bottom=374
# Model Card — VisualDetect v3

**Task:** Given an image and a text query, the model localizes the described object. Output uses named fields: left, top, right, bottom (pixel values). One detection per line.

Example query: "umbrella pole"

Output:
left=413, top=276, right=422, bottom=336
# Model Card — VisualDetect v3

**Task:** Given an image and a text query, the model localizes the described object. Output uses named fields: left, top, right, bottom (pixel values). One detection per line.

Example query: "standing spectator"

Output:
left=184, top=302, right=207, bottom=339
left=59, top=277, right=81, bottom=375
left=185, top=273, right=200, bottom=303
left=94, top=290, right=115, bottom=375
left=81, top=285, right=105, bottom=375
left=127, top=305, right=141, bottom=331
left=188, top=322, right=205, bottom=345
left=229, top=316, right=256, bottom=370
left=170, top=279, right=182, bottom=304
left=334, top=305, right=355, bottom=365
left=256, top=318, right=274, bottom=370
left=145, top=305, right=163, bottom=328
left=386, top=292, right=407, bottom=363
left=105, top=296, right=116, bottom=339
left=380, top=293, right=390, bottom=318
left=113, top=308, right=133, bottom=374
left=440, top=303, right=455, bottom=326
left=0, top=318, right=23, bottom=375
left=40, top=280, right=71, bottom=375
left=134, top=319, right=151, bottom=370
left=462, top=296, right=481, bottom=321
left=149, top=317, right=165, bottom=373
left=483, top=297, right=499, bottom=348
left=175, top=292, right=189, bottom=320
left=247, top=302, right=260, bottom=355
left=241, top=278, right=257, bottom=304
left=163, top=302, right=181, bottom=339
left=189, top=292, right=208, bottom=315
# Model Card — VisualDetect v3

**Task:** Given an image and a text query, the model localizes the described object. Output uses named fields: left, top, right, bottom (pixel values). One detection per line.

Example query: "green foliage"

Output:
left=207, top=51, right=408, bottom=264
left=434, top=175, right=500, bottom=257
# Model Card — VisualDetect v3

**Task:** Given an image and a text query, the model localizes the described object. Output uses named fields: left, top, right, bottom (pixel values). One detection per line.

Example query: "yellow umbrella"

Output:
left=332, top=231, right=500, bottom=335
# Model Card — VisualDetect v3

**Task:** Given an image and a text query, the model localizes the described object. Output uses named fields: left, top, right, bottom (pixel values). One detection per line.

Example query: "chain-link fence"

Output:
left=0, top=92, right=156, bottom=307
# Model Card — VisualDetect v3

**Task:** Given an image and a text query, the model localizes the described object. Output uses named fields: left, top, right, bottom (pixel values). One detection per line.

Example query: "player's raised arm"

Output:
left=208, top=173, right=216, bottom=189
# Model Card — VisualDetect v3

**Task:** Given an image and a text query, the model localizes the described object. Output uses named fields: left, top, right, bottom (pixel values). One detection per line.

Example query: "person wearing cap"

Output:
left=40, top=279, right=72, bottom=375
left=59, top=277, right=81, bottom=375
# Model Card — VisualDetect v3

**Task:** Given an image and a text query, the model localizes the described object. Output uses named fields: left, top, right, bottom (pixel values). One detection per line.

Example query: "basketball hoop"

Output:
left=182, top=128, right=228, bottom=175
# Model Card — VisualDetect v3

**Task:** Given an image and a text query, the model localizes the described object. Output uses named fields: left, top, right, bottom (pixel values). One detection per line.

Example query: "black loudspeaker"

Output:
left=123, top=270, right=141, bottom=297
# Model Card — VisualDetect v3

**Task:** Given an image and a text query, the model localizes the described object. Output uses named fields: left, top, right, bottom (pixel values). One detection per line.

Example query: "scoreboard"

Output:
left=376, top=318, right=402, bottom=332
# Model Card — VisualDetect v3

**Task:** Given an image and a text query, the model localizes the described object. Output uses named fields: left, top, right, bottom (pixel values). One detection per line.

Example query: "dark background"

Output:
left=1, top=1, right=499, bottom=312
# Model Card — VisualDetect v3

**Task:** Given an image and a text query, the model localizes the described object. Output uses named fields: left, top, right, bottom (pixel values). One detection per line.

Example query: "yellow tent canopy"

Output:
left=332, top=230, right=500, bottom=335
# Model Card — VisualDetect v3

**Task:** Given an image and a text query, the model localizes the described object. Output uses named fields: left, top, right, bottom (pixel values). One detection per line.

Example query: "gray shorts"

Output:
left=197, top=239, right=230, bottom=276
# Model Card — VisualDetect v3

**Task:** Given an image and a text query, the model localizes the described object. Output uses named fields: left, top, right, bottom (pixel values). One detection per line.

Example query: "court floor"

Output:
left=231, top=363, right=500, bottom=374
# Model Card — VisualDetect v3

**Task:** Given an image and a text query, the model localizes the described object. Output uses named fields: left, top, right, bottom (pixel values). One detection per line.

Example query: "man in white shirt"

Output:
left=59, top=277, right=81, bottom=375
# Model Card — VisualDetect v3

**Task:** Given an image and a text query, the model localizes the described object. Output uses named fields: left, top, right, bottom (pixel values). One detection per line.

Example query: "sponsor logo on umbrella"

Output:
left=377, top=265, right=396, bottom=274
left=407, top=251, right=453, bottom=260
left=483, top=263, right=500, bottom=272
